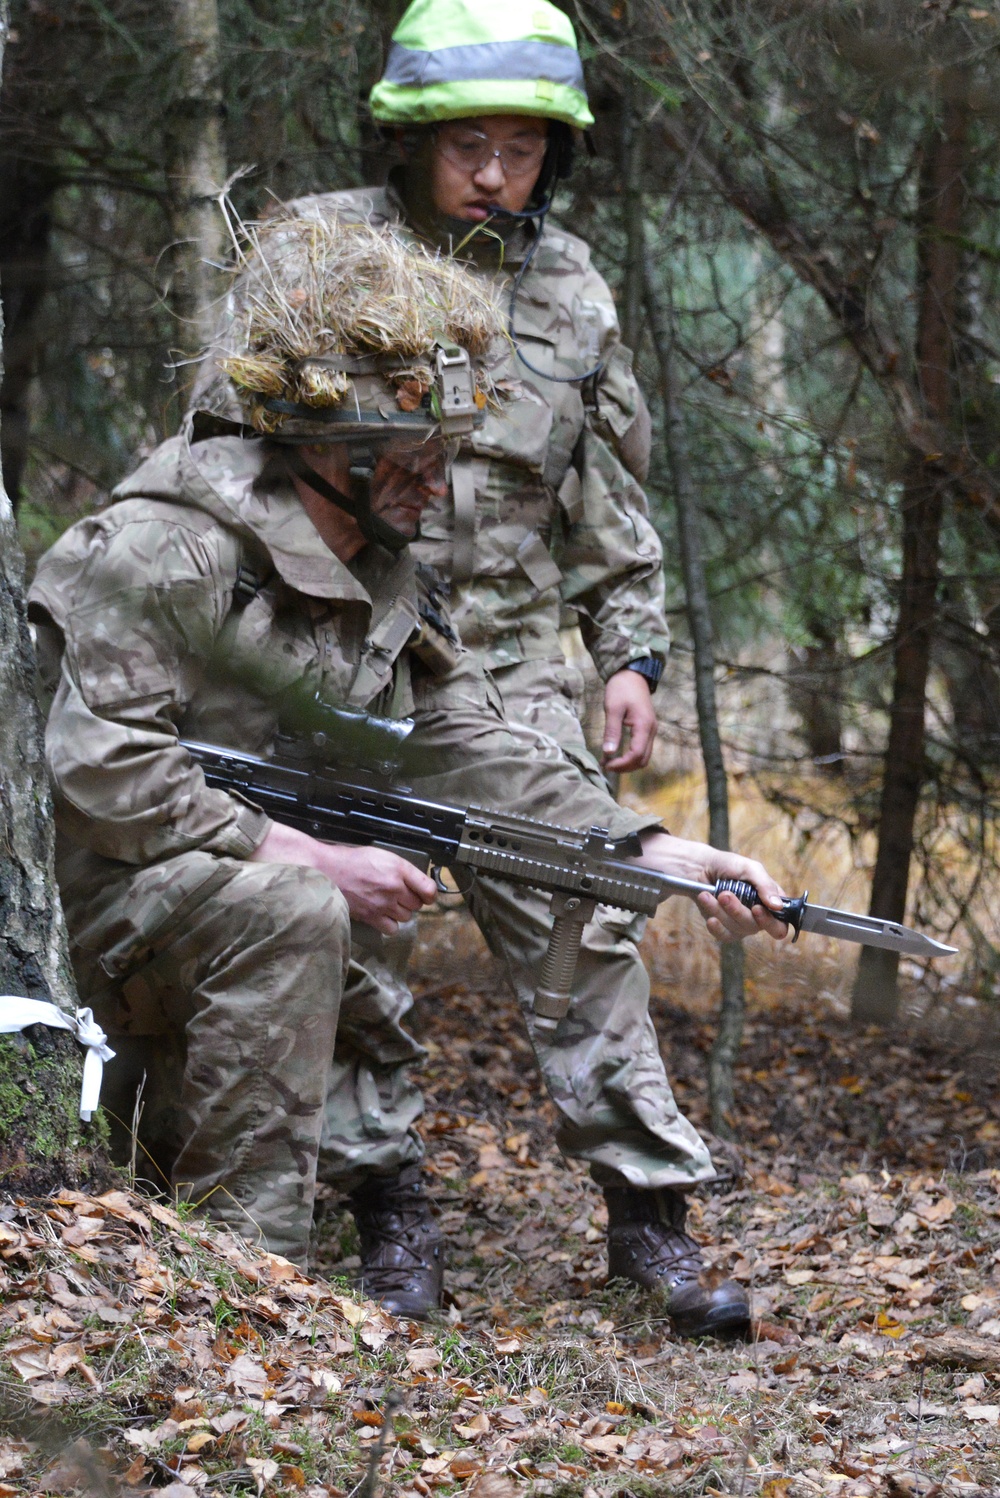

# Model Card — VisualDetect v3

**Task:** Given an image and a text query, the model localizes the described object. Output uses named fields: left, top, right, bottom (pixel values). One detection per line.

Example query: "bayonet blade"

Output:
left=799, top=902, right=957, bottom=957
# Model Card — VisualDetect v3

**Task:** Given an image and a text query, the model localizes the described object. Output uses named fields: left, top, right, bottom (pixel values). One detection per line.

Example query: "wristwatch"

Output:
left=625, top=656, right=663, bottom=693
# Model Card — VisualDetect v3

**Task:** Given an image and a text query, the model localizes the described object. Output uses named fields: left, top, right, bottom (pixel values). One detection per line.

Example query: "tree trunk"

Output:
left=165, top=0, right=227, bottom=361
left=643, top=239, right=746, bottom=1140
left=0, top=3, right=66, bottom=514
left=935, top=584, right=1000, bottom=767
left=0, top=153, right=56, bottom=513
left=0, top=0, right=109, bottom=1192
left=620, top=102, right=646, bottom=357
left=787, top=631, right=845, bottom=772
left=851, top=92, right=967, bottom=1023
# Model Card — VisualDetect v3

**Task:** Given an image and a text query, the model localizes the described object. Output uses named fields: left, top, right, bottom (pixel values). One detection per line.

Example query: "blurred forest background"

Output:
left=3, top=0, right=1000, bottom=1028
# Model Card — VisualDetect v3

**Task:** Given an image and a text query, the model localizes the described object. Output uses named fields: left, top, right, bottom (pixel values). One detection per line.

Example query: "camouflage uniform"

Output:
left=285, top=184, right=665, bottom=766
left=30, top=432, right=711, bottom=1267
left=271, top=186, right=681, bottom=1192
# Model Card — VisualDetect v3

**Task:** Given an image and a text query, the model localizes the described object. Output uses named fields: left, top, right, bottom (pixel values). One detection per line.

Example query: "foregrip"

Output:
left=532, top=892, right=597, bottom=1033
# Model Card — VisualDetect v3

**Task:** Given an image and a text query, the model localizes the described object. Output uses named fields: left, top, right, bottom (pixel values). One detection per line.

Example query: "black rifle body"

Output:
left=183, top=738, right=681, bottom=1030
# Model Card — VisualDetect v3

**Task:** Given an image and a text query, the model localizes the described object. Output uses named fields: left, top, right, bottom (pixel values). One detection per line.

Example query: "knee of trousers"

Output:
left=236, top=862, right=353, bottom=989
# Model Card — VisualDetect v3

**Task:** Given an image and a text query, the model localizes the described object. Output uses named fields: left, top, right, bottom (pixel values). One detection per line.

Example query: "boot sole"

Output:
left=669, top=1304, right=751, bottom=1340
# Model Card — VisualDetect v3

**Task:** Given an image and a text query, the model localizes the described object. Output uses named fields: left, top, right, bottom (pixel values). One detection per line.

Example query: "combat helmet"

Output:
left=369, top=0, right=594, bottom=132
left=191, top=212, right=507, bottom=551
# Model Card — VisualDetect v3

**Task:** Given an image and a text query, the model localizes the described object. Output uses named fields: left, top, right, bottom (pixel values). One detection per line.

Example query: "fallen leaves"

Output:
left=963, top=1402, right=1000, bottom=1424
left=404, top=1345, right=442, bottom=1373
left=0, top=1443, right=28, bottom=1481
left=2, top=939, right=1000, bottom=1496
left=247, top=1456, right=280, bottom=1493
left=454, top=1412, right=490, bottom=1440
left=913, top=1193, right=957, bottom=1228
left=227, top=1352, right=268, bottom=1398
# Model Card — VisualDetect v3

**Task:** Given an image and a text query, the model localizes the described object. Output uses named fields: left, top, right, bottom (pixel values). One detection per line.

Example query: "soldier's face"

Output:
left=370, top=435, right=448, bottom=539
left=429, top=114, right=548, bottom=221
left=297, top=436, right=446, bottom=553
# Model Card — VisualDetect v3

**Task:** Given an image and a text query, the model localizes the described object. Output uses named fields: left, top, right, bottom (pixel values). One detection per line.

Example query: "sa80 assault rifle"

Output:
left=182, top=721, right=956, bottom=1033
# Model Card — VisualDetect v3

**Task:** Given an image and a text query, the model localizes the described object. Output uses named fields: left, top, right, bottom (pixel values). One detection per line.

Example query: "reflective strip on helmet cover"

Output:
left=383, top=37, right=585, bottom=92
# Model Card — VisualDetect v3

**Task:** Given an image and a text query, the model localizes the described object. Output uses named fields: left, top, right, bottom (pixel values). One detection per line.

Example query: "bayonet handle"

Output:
left=714, top=879, right=808, bottom=941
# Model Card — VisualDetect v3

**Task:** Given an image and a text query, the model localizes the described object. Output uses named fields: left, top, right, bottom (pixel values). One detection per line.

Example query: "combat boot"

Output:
left=348, top=1166, right=443, bottom=1319
left=604, top=1184, right=749, bottom=1338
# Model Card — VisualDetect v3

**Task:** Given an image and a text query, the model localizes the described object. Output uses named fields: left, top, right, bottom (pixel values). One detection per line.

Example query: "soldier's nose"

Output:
left=473, top=155, right=506, bottom=191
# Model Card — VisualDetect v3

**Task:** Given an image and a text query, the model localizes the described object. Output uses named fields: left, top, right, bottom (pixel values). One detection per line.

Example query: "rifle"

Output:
left=182, top=718, right=957, bottom=1033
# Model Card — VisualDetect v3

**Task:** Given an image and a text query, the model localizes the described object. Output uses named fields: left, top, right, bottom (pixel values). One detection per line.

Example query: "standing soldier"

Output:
left=297, top=0, right=663, bottom=785
left=185, top=4, right=761, bottom=1336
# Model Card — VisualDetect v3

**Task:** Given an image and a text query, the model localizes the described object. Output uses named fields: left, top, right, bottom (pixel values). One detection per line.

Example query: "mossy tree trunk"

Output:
left=0, top=0, right=108, bottom=1193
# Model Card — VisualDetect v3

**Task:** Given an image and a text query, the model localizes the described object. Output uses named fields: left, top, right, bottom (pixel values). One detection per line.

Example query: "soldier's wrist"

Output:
left=625, top=656, right=663, bottom=694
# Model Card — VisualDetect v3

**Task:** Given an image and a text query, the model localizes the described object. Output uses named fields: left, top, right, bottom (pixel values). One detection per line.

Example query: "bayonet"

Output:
left=710, top=880, right=957, bottom=958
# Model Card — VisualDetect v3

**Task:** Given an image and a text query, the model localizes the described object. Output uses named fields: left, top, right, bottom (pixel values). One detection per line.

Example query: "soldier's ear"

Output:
left=385, top=125, right=426, bottom=161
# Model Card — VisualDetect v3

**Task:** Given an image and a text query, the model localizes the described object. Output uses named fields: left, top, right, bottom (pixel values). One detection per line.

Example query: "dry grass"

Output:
left=619, top=768, right=982, bottom=1021
left=214, top=213, right=507, bottom=432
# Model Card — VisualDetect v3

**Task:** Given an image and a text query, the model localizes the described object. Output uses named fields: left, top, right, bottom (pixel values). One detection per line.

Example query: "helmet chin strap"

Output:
left=283, top=446, right=416, bottom=555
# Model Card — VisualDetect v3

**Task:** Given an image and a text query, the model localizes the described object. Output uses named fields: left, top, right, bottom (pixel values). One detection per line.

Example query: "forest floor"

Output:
left=2, top=907, right=1000, bottom=1498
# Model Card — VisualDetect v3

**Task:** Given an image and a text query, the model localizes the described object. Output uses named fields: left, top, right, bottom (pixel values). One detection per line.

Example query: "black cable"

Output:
left=485, top=201, right=605, bottom=387
left=481, top=126, right=606, bottom=388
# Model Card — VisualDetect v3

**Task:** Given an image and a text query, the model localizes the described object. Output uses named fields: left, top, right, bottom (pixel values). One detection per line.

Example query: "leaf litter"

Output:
left=1, top=910, right=999, bottom=1495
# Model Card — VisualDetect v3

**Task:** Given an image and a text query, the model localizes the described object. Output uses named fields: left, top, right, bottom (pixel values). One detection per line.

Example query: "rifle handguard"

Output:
left=533, top=892, right=597, bottom=1033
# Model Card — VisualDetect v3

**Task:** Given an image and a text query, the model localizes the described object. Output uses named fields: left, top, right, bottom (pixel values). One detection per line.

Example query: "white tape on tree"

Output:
left=0, top=998, right=115, bottom=1121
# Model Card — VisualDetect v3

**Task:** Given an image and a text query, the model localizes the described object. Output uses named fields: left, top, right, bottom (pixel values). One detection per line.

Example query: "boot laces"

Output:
left=639, top=1224, right=703, bottom=1281
left=353, top=1197, right=438, bottom=1271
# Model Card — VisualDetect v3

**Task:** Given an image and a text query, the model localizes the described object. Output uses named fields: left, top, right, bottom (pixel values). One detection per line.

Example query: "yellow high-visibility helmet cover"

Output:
left=369, top=0, right=594, bottom=130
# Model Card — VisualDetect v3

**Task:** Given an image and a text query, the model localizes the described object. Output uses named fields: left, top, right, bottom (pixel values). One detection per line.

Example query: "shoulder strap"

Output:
left=230, top=542, right=274, bottom=612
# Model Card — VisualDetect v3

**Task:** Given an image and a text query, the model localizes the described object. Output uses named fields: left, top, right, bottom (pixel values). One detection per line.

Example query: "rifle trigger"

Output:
left=431, top=865, right=449, bottom=894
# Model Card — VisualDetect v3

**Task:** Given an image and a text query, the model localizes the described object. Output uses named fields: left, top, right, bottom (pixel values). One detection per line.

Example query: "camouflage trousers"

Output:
left=65, top=660, right=712, bottom=1266
left=67, top=854, right=356, bottom=1263
left=318, top=656, right=714, bottom=1198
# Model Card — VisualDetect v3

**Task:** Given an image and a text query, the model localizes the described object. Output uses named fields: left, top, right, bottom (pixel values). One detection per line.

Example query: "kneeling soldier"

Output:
left=30, top=217, right=786, bottom=1335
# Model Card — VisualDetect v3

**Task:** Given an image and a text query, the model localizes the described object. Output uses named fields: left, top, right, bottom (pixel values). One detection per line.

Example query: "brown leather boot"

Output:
left=604, top=1184, right=749, bottom=1338
left=348, top=1166, right=443, bottom=1320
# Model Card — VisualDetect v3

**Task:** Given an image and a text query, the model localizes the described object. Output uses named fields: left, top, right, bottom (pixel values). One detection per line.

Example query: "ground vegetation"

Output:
left=2, top=917, right=1000, bottom=1495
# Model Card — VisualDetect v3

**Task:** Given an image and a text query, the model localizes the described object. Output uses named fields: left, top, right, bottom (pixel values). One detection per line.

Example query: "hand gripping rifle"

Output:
left=182, top=713, right=956, bottom=1032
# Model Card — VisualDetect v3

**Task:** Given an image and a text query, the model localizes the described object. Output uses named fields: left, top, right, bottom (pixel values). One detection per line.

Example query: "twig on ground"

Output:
left=357, top=1387, right=402, bottom=1498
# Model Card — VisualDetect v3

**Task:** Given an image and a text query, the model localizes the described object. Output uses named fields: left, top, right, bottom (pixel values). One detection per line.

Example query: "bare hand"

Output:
left=250, top=821, right=438, bottom=934
left=602, top=668, right=658, bottom=772
left=637, top=832, right=789, bottom=943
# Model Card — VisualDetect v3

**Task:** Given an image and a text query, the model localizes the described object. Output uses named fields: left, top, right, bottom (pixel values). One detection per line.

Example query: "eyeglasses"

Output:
left=434, top=127, right=548, bottom=179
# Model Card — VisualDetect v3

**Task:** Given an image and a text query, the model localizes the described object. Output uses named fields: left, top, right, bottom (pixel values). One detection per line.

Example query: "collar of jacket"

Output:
left=111, top=433, right=415, bottom=606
